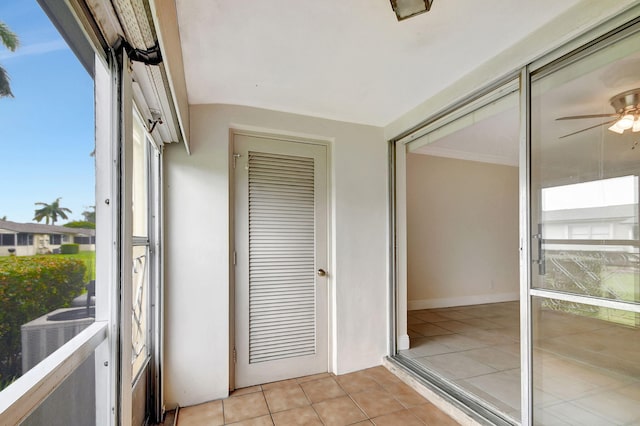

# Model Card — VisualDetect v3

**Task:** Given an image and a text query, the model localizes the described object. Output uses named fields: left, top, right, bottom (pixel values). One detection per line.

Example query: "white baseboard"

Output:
left=408, top=292, right=519, bottom=311
left=397, top=334, right=410, bottom=351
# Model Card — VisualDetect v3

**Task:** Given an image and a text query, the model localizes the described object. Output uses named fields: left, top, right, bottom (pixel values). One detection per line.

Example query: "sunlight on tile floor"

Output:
left=176, top=367, right=459, bottom=425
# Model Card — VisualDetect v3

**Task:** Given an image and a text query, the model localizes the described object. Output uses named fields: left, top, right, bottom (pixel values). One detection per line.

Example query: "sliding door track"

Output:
left=387, top=355, right=518, bottom=426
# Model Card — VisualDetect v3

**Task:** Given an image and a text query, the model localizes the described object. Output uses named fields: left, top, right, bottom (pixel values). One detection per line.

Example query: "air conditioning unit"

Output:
left=20, top=308, right=96, bottom=426
left=21, top=307, right=95, bottom=373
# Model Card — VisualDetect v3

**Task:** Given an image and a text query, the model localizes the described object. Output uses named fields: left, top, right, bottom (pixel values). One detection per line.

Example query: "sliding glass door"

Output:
left=527, top=23, right=640, bottom=425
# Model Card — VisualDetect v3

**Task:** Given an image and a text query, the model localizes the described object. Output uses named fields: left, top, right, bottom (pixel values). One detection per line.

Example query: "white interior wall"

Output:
left=406, top=154, right=519, bottom=310
left=163, top=104, right=388, bottom=408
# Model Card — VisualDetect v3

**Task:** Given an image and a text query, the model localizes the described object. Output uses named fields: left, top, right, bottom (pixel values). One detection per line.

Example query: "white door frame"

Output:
left=229, top=127, right=334, bottom=389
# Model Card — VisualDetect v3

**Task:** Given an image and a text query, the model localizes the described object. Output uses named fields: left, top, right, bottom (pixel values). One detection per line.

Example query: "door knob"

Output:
left=317, top=269, right=327, bottom=277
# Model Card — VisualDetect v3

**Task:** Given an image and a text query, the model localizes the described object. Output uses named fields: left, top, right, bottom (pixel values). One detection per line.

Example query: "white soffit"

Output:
left=175, top=0, right=582, bottom=126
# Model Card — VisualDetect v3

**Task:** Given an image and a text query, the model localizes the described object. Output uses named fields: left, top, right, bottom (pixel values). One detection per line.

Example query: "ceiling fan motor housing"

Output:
left=610, top=88, right=640, bottom=114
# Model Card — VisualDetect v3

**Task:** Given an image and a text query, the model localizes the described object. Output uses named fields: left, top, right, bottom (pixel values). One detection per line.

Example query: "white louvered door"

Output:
left=234, top=134, right=328, bottom=388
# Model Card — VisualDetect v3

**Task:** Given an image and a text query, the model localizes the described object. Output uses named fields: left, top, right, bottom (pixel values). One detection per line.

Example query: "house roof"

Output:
left=0, top=220, right=95, bottom=236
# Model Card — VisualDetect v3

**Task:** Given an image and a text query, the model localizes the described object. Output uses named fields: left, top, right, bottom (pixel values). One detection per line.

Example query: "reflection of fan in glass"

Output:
left=556, top=88, right=640, bottom=138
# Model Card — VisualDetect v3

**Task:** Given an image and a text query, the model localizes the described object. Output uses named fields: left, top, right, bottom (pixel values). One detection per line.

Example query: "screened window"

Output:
left=17, top=233, right=33, bottom=246
left=0, top=234, right=16, bottom=246
left=74, top=236, right=95, bottom=244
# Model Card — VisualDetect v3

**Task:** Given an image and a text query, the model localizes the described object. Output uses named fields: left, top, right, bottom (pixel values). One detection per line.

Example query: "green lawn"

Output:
left=57, top=251, right=96, bottom=281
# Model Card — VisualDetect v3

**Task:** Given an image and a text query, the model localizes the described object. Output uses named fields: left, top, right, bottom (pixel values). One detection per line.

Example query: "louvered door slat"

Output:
left=248, top=151, right=316, bottom=364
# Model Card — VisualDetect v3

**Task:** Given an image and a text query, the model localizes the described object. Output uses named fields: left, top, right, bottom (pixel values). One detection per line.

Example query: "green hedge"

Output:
left=0, top=256, right=86, bottom=387
left=60, top=243, right=80, bottom=254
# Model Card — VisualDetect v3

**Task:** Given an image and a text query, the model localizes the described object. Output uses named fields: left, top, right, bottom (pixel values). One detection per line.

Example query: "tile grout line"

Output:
left=295, top=378, right=325, bottom=425
left=261, top=389, right=276, bottom=426
left=334, top=375, right=369, bottom=423
left=340, top=369, right=425, bottom=425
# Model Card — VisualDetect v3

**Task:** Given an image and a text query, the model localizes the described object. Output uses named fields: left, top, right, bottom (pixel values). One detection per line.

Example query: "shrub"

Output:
left=60, top=243, right=80, bottom=254
left=0, top=256, right=86, bottom=386
left=63, top=221, right=95, bottom=229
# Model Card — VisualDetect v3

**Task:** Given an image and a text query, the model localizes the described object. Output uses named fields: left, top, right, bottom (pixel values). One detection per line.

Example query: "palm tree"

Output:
left=81, top=206, right=96, bottom=223
left=33, top=198, right=72, bottom=225
left=0, top=21, right=19, bottom=98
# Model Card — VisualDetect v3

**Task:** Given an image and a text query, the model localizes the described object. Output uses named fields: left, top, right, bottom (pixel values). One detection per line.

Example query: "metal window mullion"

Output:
left=150, top=145, right=164, bottom=423
left=94, top=50, right=118, bottom=426
left=119, top=50, right=134, bottom=426
left=519, top=66, right=533, bottom=426
left=132, top=236, right=149, bottom=246
left=543, top=238, right=640, bottom=247
left=530, top=288, right=640, bottom=313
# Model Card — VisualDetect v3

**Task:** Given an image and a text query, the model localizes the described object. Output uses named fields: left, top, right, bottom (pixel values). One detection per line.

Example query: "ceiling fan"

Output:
left=556, top=88, right=640, bottom=138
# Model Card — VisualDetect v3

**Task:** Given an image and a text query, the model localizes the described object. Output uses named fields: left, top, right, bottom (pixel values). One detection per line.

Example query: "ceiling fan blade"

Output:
left=559, top=119, right=618, bottom=139
left=556, top=113, right=619, bottom=120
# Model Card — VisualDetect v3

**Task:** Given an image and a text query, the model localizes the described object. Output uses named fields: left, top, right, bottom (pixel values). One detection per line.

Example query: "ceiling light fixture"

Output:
left=556, top=88, right=640, bottom=138
left=390, top=0, right=434, bottom=21
left=607, top=90, right=640, bottom=135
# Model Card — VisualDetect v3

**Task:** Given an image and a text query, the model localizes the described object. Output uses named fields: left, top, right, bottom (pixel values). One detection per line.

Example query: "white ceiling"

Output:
left=412, top=105, right=519, bottom=166
left=411, top=48, right=640, bottom=185
left=174, top=0, right=582, bottom=127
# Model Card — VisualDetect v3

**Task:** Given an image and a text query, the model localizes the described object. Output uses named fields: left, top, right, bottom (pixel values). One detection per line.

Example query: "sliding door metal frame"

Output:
left=392, top=73, right=520, bottom=146
left=388, top=140, right=397, bottom=356
left=530, top=13, right=640, bottom=80
left=519, top=66, right=533, bottom=426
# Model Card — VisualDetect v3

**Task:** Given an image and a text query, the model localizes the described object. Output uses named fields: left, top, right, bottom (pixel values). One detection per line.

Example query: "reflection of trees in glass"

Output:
left=33, top=197, right=72, bottom=225
left=0, top=20, right=19, bottom=98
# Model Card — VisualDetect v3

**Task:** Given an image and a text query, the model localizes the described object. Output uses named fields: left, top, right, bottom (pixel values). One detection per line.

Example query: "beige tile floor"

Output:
left=401, top=301, right=640, bottom=425
left=176, top=367, right=460, bottom=426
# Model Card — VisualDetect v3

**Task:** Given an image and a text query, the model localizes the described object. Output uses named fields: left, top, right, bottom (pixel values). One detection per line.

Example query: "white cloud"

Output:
left=0, top=39, right=69, bottom=60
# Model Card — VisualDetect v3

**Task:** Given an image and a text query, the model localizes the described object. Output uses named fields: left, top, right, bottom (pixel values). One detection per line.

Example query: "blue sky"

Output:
left=0, top=1, right=94, bottom=223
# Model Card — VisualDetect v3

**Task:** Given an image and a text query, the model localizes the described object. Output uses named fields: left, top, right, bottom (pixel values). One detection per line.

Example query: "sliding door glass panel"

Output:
left=530, top=23, right=640, bottom=426
left=530, top=29, right=640, bottom=304
left=532, top=296, right=640, bottom=425
left=400, top=82, right=521, bottom=424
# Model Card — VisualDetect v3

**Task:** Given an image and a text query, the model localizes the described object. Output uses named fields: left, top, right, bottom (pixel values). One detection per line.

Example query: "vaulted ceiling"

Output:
left=174, top=0, right=582, bottom=127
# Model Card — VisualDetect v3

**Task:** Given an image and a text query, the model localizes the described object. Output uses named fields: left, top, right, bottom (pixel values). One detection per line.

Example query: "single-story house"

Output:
left=0, top=219, right=95, bottom=256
